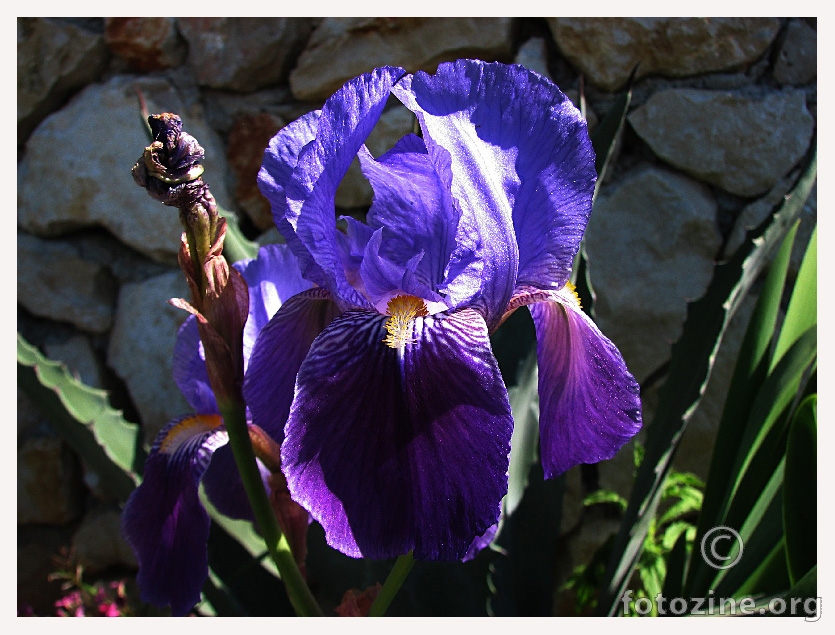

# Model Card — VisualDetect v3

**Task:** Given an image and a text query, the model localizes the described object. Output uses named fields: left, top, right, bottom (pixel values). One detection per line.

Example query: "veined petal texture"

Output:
left=121, top=414, right=228, bottom=616
left=281, top=308, right=513, bottom=560
left=529, top=288, right=642, bottom=478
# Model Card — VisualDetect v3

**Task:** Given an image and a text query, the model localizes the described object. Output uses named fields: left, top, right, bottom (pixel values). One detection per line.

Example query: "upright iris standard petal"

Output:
left=359, top=134, right=460, bottom=295
left=237, top=243, right=313, bottom=370
left=394, top=60, right=596, bottom=311
left=243, top=287, right=341, bottom=443
left=121, top=415, right=228, bottom=616
left=257, top=111, right=327, bottom=286
left=172, top=318, right=215, bottom=415
left=280, top=308, right=513, bottom=560
left=529, top=288, right=642, bottom=478
left=280, top=66, right=407, bottom=310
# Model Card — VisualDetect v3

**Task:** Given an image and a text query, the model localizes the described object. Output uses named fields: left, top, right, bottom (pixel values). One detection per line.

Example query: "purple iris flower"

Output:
left=245, top=59, right=642, bottom=562
left=121, top=244, right=320, bottom=616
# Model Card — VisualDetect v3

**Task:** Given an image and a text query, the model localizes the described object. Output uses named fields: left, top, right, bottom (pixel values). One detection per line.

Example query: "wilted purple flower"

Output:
left=121, top=244, right=323, bottom=616
left=244, top=60, right=642, bottom=562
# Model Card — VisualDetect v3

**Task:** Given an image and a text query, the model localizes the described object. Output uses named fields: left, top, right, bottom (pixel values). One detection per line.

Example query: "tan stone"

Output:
left=18, top=436, right=84, bottom=525
left=104, top=17, right=186, bottom=72
left=547, top=17, right=782, bottom=91
left=629, top=89, right=815, bottom=197
left=290, top=17, right=515, bottom=102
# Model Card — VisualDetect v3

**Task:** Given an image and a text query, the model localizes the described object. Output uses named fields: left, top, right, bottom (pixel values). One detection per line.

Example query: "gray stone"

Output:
left=18, top=75, right=234, bottom=264
left=585, top=166, right=721, bottom=385
left=290, top=17, right=515, bottom=102
left=178, top=17, right=315, bottom=92
left=515, top=37, right=552, bottom=81
left=628, top=88, right=814, bottom=197
left=513, top=38, right=599, bottom=133
left=335, top=104, right=418, bottom=210
left=774, top=19, right=817, bottom=86
left=18, top=388, right=45, bottom=439
left=547, top=17, right=782, bottom=92
left=107, top=270, right=191, bottom=443
left=72, top=506, right=137, bottom=573
left=18, top=435, right=84, bottom=525
left=17, top=17, right=108, bottom=143
left=726, top=178, right=816, bottom=280
left=44, top=333, right=105, bottom=389
left=17, top=232, right=116, bottom=334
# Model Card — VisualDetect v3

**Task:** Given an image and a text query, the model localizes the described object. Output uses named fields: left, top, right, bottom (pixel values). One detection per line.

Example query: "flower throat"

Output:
left=383, top=295, right=429, bottom=349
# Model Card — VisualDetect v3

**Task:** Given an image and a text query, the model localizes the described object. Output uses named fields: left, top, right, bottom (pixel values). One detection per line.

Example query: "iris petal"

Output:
left=282, top=66, right=407, bottom=309
left=121, top=414, right=228, bottom=616
left=243, top=287, right=341, bottom=443
left=394, top=60, right=596, bottom=319
left=201, top=444, right=271, bottom=522
left=172, top=318, right=215, bottom=415
left=237, top=243, right=314, bottom=372
left=529, top=288, right=642, bottom=478
left=257, top=111, right=327, bottom=286
left=359, top=133, right=459, bottom=295
left=281, top=307, right=513, bottom=560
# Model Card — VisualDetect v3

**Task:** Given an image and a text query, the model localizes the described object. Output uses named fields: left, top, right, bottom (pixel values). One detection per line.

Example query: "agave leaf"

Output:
left=594, top=142, right=816, bottom=615
left=503, top=351, right=541, bottom=517
left=572, top=66, right=636, bottom=316
left=660, top=529, right=690, bottom=600
left=17, top=332, right=141, bottom=501
left=783, top=394, right=817, bottom=585
left=772, top=226, right=817, bottom=370
left=218, top=205, right=259, bottom=263
left=590, top=64, right=637, bottom=202
left=691, top=222, right=799, bottom=565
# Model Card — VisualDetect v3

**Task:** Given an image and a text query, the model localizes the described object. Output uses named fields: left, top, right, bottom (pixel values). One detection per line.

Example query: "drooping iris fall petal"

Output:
left=121, top=415, right=227, bottom=616
left=529, top=287, right=642, bottom=478
left=280, top=308, right=513, bottom=560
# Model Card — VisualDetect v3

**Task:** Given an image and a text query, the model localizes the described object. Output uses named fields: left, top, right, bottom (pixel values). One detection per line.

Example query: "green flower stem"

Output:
left=218, top=399, right=323, bottom=617
left=369, top=552, right=415, bottom=617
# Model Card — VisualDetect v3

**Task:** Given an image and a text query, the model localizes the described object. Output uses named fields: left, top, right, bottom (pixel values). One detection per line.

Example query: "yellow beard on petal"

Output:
left=159, top=414, right=224, bottom=455
left=383, top=294, right=429, bottom=350
left=563, top=280, right=582, bottom=309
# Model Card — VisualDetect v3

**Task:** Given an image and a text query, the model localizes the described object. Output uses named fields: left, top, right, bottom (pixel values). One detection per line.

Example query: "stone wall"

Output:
left=17, top=17, right=817, bottom=614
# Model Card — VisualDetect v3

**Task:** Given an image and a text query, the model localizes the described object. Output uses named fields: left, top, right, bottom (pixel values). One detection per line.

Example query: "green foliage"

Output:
left=17, top=332, right=142, bottom=502
left=593, top=142, right=816, bottom=615
left=562, top=446, right=704, bottom=615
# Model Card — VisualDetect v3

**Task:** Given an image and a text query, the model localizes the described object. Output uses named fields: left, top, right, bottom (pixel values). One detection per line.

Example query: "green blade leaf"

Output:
left=726, top=327, right=816, bottom=520
left=692, top=221, right=799, bottom=558
left=574, top=66, right=637, bottom=317
left=712, top=459, right=785, bottom=594
left=594, top=141, right=816, bottom=616
left=17, top=332, right=141, bottom=502
left=504, top=351, right=541, bottom=516
left=661, top=529, right=690, bottom=600
left=783, top=394, right=817, bottom=585
left=772, top=226, right=817, bottom=371
left=590, top=64, right=636, bottom=203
